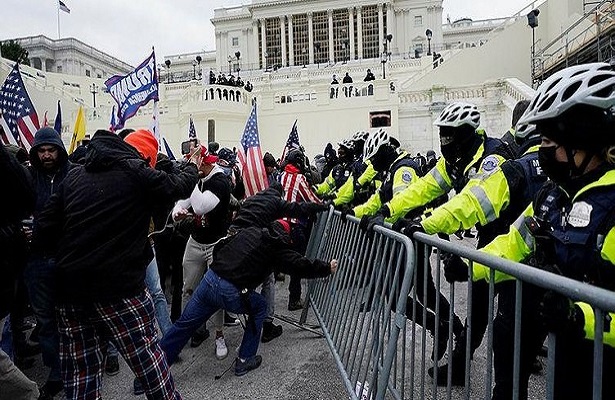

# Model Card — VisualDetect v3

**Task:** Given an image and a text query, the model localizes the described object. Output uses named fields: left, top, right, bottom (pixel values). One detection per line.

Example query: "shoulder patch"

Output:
left=401, top=170, right=413, bottom=183
left=481, top=155, right=500, bottom=173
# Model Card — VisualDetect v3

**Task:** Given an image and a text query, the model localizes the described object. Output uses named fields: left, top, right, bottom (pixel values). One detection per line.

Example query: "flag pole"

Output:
left=57, top=0, right=61, bottom=39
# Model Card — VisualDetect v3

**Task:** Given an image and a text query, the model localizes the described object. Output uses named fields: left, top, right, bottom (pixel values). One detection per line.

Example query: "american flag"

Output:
left=280, top=119, right=301, bottom=162
left=237, top=104, right=268, bottom=197
left=0, top=64, right=39, bottom=150
left=189, top=115, right=197, bottom=140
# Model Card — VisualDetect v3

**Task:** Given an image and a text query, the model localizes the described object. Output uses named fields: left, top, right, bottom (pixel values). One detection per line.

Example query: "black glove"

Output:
left=443, top=254, right=469, bottom=283
left=359, top=212, right=385, bottom=234
left=539, top=291, right=585, bottom=337
left=339, top=205, right=354, bottom=223
left=304, top=202, right=329, bottom=214
left=392, top=217, right=425, bottom=237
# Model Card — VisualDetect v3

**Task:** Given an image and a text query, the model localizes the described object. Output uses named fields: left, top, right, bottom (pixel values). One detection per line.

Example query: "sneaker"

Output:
left=288, top=299, right=304, bottom=311
left=133, top=378, right=144, bottom=396
left=190, top=328, right=210, bottom=348
left=38, top=380, right=63, bottom=400
left=261, top=322, right=283, bottom=343
left=215, top=337, right=228, bottom=360
left=224, top=313, right=241, bottom=327
left=234, top=355, right=262, bottom=376
left=105, top=355, right=120, bottom=376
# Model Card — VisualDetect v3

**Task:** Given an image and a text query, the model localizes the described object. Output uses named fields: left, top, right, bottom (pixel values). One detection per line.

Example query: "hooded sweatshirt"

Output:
left=35, top=130, right=199, bottom=303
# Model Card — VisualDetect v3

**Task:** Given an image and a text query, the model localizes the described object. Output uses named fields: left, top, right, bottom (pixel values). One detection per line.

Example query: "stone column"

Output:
left=328, top=9, right=334, bottom=63
left=261, top=19, right=267, bottom=68
left=308, top=12, right=314, bottom=64
left=357, top=6, right=363, bottom=59
left=280, top=16, right=287, bottom=67
left=378, top=3, right=384, bottom=55
left=348, top=7, right=355, bottom=61
left=252, top=20, right=259, bottom=70
left=288, top=14, right=294, bottom=66
left=386, top=3, right=395, bottom=54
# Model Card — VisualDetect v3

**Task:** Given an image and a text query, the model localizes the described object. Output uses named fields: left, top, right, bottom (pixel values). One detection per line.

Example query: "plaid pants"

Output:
left=57, top=290, right=181, bottom=400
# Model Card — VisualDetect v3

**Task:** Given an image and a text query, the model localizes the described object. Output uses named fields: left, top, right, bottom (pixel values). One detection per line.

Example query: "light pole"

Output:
left=264, top=51, right=269, bottom=70
left=227, top=55, right=232, bottom=74
left=195, top=55, right=202, bottom=80
left=342, top=40, right=349, bottom=63
left=235, top=51, right=241, bottom=78
left=192, top=60, right=197, bottom=80
left=164, top=59, right=171, bottom=83
left=527, top=9, right=540, bottom=88
left=90, top=83, right=98, bottom=108
left=426, top=29, right=433, bottom=56
left=381, top=34, right=392, bottom=79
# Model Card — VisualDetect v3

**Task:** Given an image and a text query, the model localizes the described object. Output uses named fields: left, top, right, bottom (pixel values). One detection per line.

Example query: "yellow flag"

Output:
left=68, top=106, right=86, bottom=154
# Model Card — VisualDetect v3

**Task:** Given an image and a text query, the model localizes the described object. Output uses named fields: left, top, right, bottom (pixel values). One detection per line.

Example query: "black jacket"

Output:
left=28, top=127, right=73, bottom=248
left=0, top=145, right=34, bottom=317
left=230, top=183, right=325, bottom=230
left=36, top=131, right=199, bottom=304
left=211, top=224, right=331, bottom=291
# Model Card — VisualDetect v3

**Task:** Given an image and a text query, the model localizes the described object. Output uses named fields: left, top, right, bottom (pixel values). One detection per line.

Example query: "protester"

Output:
left=172, top=145, right=233, bottom=357
left=280, top=149, right=323, bottom=311
left=35, top=129, right=199, bottom=400
left=160, top=218, right=336, bottom=376
left=0, top=143, right=39, bottom=400
left=364, top=69, right=376, bottom=82
left=25, top=126, right=74, bottom=400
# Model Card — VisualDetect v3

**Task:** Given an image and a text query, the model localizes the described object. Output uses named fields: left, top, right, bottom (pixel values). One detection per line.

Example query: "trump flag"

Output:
left=105, top=50, right=158, bottom=131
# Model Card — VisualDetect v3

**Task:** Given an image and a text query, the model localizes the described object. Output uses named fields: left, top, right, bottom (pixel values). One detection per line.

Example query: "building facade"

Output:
left=14, top=35, right=133, bottom=78
left=211, top=0, right=444, bottom=72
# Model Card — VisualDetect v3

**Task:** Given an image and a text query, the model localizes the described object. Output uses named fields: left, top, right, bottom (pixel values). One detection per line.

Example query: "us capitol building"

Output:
left=2, top=0, right=602, bottom=158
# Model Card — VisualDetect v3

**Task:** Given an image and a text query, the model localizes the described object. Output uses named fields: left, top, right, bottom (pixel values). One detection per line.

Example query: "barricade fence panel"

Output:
left=304, top=208, right=615, bottom=400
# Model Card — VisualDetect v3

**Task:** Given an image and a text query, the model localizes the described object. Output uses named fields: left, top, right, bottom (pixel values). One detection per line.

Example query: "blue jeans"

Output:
left=109, top=256, right=171, bottom=358
left=24, top=257, right=61, bottom=381
left=260, top=273, right=275, bottom=322
left=161, top=269, right=267, bottom=364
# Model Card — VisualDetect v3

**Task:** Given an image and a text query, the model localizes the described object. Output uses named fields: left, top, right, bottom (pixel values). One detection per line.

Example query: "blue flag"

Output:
left=104, top=50, right=158, bottom=131
left=53, top=100, right=62, bottom=134
left=163, top=137, right=176, bottom=160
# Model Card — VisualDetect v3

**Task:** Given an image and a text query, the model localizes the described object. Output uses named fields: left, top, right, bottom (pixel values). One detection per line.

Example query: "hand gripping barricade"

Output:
left=301, top=207, right=615, bottom=400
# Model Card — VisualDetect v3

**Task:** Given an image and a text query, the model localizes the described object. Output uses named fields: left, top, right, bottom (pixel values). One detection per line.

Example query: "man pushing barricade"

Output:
left=159, top=214, right=336, bottom=377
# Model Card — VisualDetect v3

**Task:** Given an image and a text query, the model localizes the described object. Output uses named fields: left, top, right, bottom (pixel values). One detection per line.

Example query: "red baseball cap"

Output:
left=200, top=145, right=219, bottom=164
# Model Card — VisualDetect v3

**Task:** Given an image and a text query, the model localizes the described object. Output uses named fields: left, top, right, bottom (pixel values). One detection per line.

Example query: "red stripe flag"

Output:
left=0, top=63, right=39, bottom=150
left=237, top=103, right=268, bottom=197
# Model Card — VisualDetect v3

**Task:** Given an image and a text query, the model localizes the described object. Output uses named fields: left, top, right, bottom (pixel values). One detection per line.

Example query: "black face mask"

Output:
left=538, top=145, right=572, bottom=186
left=441, top=143, right=460, bottom=164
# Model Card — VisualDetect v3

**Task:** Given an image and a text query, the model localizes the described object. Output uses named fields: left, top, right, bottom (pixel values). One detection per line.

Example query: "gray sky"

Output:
left=3, top=0, right=531, bottom=66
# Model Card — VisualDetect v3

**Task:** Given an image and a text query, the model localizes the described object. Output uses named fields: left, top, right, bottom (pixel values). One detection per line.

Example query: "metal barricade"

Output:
left=304, top=209, right=416, bottom=400
left=304, top=208, right=615, bottom=400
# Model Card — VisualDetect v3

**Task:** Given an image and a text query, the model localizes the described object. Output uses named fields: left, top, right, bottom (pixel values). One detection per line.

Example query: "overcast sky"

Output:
left=3, top=0, right=531, bottom=66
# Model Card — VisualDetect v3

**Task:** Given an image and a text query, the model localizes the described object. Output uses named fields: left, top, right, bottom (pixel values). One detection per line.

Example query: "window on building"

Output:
left=414, top=15, right=423, bottom=27
left=313, top=11, right=329, bottom=65
left=232, top=37, right=239, bottom=46
left=265, top=17, right=282, bottom=68
left=361, top=5, right=379, bottom=60
left=85, top=70, right=91, bottom=77
left=333, top=9, right=349, bottom=63
left=370, top=111, right=391, bottom=128
left=293, top=14, right=309, bottom=67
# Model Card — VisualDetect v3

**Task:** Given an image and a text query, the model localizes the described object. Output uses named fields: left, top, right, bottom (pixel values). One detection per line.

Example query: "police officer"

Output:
left=346, top=129, right=460, bottom=361
left=398, top=121, right=547, bottom=390
left=468, top=62, right=615, bottom=399
left=316, top=139, right=360, bottom=199
left=332, top=131, right=377, bottom=207
left=364, top=102, right=514, bottom=377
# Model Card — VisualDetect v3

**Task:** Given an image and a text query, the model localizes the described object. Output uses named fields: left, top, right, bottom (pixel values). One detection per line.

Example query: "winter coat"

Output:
left=35, top=131, right=199, bottom=304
